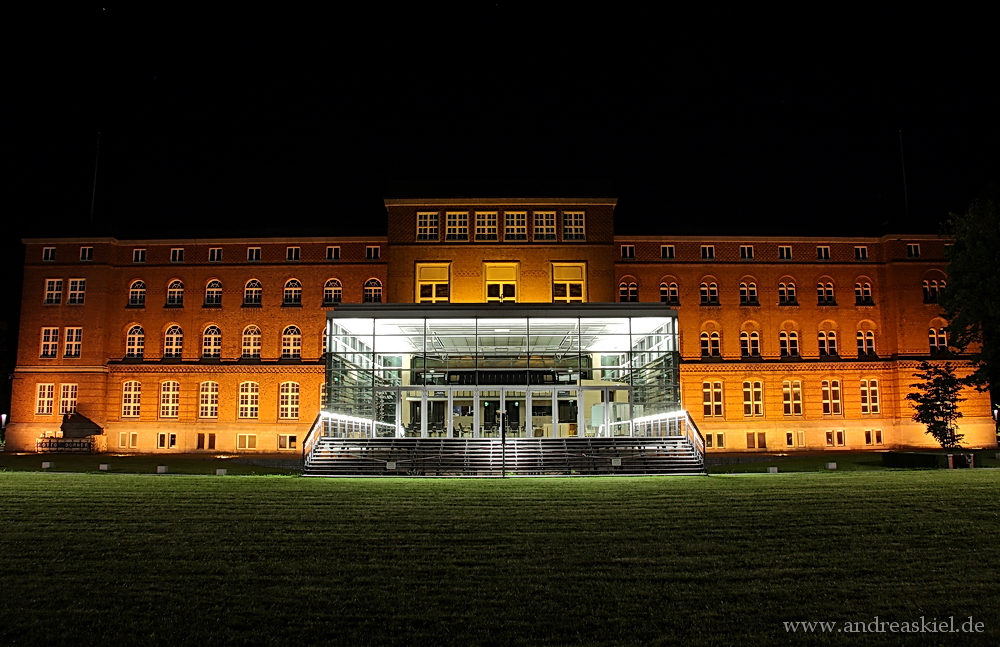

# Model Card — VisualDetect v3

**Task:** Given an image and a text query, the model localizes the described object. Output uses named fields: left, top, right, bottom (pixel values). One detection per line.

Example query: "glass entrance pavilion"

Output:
left=323, top=304, right=681, bottom=438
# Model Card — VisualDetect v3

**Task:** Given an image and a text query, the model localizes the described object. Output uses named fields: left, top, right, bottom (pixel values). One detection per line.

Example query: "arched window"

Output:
left=121, top=381, right=141, bottom=417
left=282, top=326, right=302, bottom=359
left=363, top=279, right=382, bottom=303
left=700, top=331, right=721, bottom=358
left=740, top=331, right=760, bottom=358
left=244, top=280, right=262, bottom=305
left=659, top=282, right=678, bottom=305
left=857, top=330, right=875, bottom=356
left=283, top=279, right=302, bottom=305
left=202, top=326, right=222, bottom=358
left=279, top=382, right=300, bottom=419
left=819, top=331, right=838, bottom=356
left=239, top=382, right=259, bottom=419
left=166, top=280, right=184, bottom=306
left=205, top=280, right=223, bottom=306
left=929, top=328, right=948, bottom=353
left=126, top=325, right=145, bottom=358
left=242, top=326, right=262, bottom=358
left=129, top=281, right=146, bottom=306
left=817, top=282, right=835, bottom=305
left=160, top=381, right=180, bottom=418
left=739, top=283, right=758, bottom=305
left=923, top=279, right=946, bottom=303
left=619, top=282, right=638, bottom=302
left=700, top=282, right=719, bottom=305
left=199, top=381, right=219, bottom=418
left=164, top=325, right=183, bottom=359
left=855, top=282, right=873, bottom=305
left=778, top=282, right=797, bottom=305
left=779, top=331, right=799, bottom=357
left=324, top=279, right=342, bottom=305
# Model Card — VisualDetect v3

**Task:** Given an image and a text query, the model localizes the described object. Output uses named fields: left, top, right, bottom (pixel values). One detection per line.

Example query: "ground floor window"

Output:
left=826, top=430, right=846, bottom=447
left=746, top=432, right=766, bottom=449
left=157, top=432, right=177, bottom=449
left=237, top=434, right=257, bottom=450
left=278, top=434, right=298, bottom=450
left=118, top=432, right=138, bottom=449
left=704, top=433, right=725, bottom=449
left=36, top=383, right=55, bottom=415
left=864, top=429, right=883, bottom=445
left=59, top=384, right=78, bottom=415
left=785, top=431, right=805, bottom=448
left=197, top=433, right=217, bottom=450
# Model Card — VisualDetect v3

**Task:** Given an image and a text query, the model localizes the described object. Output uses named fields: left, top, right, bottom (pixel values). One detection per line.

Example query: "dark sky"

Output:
left=13, top=6, right=999, bottom=241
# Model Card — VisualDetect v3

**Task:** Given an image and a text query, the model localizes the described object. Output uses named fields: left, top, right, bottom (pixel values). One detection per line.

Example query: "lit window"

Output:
left=417, top=212, right=439, bottom=241
left=237, top=433, right=257, bottom=449
left=43, top=247, right=56, bottom=262
left=36, top=383, right=55, bottom=415
left=205, top=280, right=223, bottom=306
left=202, top=326, right=222, bottom=358
left=621, top=245, right=636, bottom=259
left=739, top=282, right=758, bottom=305
left=160, top=381, right=180, bottom=418
left=701, top=245, right=715, bottom=260
left=504, top=212, right=527, bottom=240
left=40, top=328, right=59, bottom=358
left=446, top=212, right=469, bottom=240
left=552, top=263, right=585, bottom=303
left=166, top=281, right=184, bottom=307
left=126, top=326, right=145, bottom=358
left=779, top=331, right=799, bottom=357
left=242, top=326, right=262, bottom=358
left=209, top=247, right=222, bottom=262
left=324, top=279, right=342, bottom=305
left=247, top=247, right=261, bottom=262
left=740, top=245, right=754, bottom=260
left=79, top=246, right=93, bottom=261
left=170, top=248, right=184, bottom=263
left=164, top=325, right=183, bottom=359
left=67, top=279, right=86, bottom=305
left=817, top=246, right=831, bottom=260
left=562, top=212, right=586, bottom=240
left=366, top=246, right=380, bottom=260
left=860, top=379, right=880, bottom=414
left=282, top=326, right=302, bottom=359
left=132, top=249, right=146, bottom=263
left=279, top=382, right=300, bottom=419
left=326, top=246, right=341, bottom=261
left=244, top=280, right=262, bottom=305
left=817, top=282, right=835, bottom=305
left=782, top=380, right=802, bottom=416
left=283, top=279, right=302, bottom=305
left=618, top=282, right=638, bottom=302
left=740, top=331, right=760, bottom=358
left=854, top=246, right=868, bottom=261
left=742, top=381, right=763, bottom=417
left=199, top=382, right=219, bottom=418
left=857, top=330, right=875, bottom=356
left=821, top=380, right=842, bottom=415
left=533, top=212, right=556, bottom=240
left=44, top=279, right=63, bottom=305
left=702, top=381, right=723, bottom=417
left=60, top=384, right=78, bottom=415
left=286, top=247, right=301, bottom=261
left=239, top=382, right=259, bottom=419
left=121, top=381, right=141, bottom=417
left=659, top=282, right=678, bottom=305
left=64, top=327, right=82, bottom=358
left=907, top=243, right=920, bottom=258
left=363, top=279, right=382, bottom=303
left=778, top=282, right=797, bottom=305
left=779, top=246, right=793, bottom=260
left=129, top=281, right=146, bottom=306
left=475, top=212, right=498, bottom=241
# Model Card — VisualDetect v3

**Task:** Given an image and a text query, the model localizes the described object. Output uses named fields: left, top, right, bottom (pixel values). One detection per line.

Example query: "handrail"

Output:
left=301, top=412, right=325, bottom=467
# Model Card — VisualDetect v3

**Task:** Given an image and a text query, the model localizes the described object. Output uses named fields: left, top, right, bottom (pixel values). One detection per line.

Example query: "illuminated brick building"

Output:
left=7, top=198, right=996, bottom=455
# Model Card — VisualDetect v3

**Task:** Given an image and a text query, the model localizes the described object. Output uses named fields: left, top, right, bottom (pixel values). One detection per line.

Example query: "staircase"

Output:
left=303, top=437, right=705, bottom=476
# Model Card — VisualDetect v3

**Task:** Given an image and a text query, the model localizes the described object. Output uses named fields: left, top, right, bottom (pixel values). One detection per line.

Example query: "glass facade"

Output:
left=324, top=304, right=680, bottom=438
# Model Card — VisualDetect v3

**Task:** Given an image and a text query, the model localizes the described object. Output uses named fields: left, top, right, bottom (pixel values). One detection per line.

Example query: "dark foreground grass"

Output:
left=0, top=452, right=299, bottom=475
left=1, top=472, right=997, bottom=646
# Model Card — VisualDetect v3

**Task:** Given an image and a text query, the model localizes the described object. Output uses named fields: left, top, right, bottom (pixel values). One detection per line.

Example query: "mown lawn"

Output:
left=1, top=471, right=997, bottom=646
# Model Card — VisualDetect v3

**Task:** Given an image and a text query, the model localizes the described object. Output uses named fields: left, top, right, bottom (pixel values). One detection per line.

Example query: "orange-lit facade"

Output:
left=8, top=198, right=996, bottom=453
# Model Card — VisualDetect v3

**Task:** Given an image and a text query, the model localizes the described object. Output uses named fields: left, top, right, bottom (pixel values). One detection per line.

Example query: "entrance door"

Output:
left=584, top=387, right=632, bottom=436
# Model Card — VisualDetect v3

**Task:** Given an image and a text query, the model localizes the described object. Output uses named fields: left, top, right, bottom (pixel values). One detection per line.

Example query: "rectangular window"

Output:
left=286, top=246, right=301, bottom=261
left=40, top=328, right=59, bottom=358
left=36, top=383, right=55, bottom=415
left=60, top=384, right=78, bottom=415
left=133, top=248, right=146, bottom=263
left=237, top=434, right=258, bottom=450
left=209, top=247, right=223, bottom=262
left=740, top=245, right=754, bottom=260
left=715, top=433, right=725, bottom=449
left=661, top=245, right=675, bottom=259
left=199, top=382, right=219, bottom=418
left=416, top=263, right=450, bottom=304
left=157, top=433, right=177, bottom=449
left=43, top=247, right=56, bottom=262
left=121, top=382, right=141, bottom=418
left=67, top=279, right=86, bottom=305
left=79, top=246, right=93, bottom=261
left=160, top=382, right=180, bottom=418
left=239, top=383, right=259, bottom=419
left=196, top=433, right=217, bottom=450
left=621, top=245, right=635, bottom=259
left=446, top=212, right=469, bottom=240
left=782, top=380, right=802, bottom=416
left=562, top=212, right=586, bottom=240
left=475, top=212, right=498, bottom=240
left=279, top=383, right=300, bottom=419
left=119, top=432, right=139, bottom=449
left=907, top=243, right=921, bottom=258
left=742, top=381, right=763, bottom=417
left=533, top=212, right=556, bottom=240
left=700, top=245, right=715, bottom=260
left=702, top=381, right=723, bottom=417
left=854, top=246, right=868, bottom=261
left=247, top=247, right=261, bottom=262
left=366, top=246, right=380, bottom=260
left=552, top=263, right=586, bottom=303
left=822, top=379, right=842, bottom=415
left=817, top=246, right=831, bottom=260
left=326, top=246, right=341, bottom=261
left=44, top=279, right=63, bottom=305
left=64, top=327, right=82, bottom=358
left=860, top=379, right=880, bottom=414
left=864, top=429, right=884, bottom=446
left=779, top=245, right=793, bottom=260
left=278, top=434, right=298, bottom=450
left=504, top=212, right=527, bottom=240
left=746, top=432, right=767, bottom=449
left=170, top=248, right=184, bottom=263
left=416, top=212, right=439, bottom=241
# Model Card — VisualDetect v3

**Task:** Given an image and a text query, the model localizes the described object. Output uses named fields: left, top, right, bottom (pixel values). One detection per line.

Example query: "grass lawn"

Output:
left=1, top=471, right=997, bottom=646
left=0, top=452, right=300, bottom=475
left=708, top=450, right=1000, bottom=474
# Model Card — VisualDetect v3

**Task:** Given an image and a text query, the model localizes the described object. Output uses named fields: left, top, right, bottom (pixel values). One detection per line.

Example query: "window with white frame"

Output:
left=821, top=379, right=842, bottom=415
left=36, top=383, right=55, bottom=415
left=366, top=246, right=380, bottom=260
left=742, top=381, right=763, bottom=417
left=164, top=325, right=183, bottom=358
left=247, top=247, right=261, bottom=262
left=278, top=434, right=298, bottom=450
left=129, top=280, right=146, bottom=306
left=817, top=282, right=835, bottom=305
left=740, top=331, right=760, bottom=358
left=562, top=212, right=586, bottom=240
left=475, top=212, right=498, bottom=241
left=857, top=330, right=875, bottom=356
left=199, top=381, right=219, bottom=418
left=202, top=326, right=222, bottom=358
left=907, top=243, right=920, bottom=258
left=43, top=247, right=56, bottom=261
left=204, top=280, right=223, bottom=306
left=283, top=279, right=302, bottom=305
left=244, top=280, right=262, bottom=305
left=44, top=279, right=62, bottom=305
left=239, top=382, right=259, bottom=418
left=817, top=246, right=831, bottom=260
left=860, top=379, right=880, bottom=414
left=826, top=430, right=846, bottom=447
left=132, top=248, right=146, bottom=263
left=779, top=331, right=799, bottom=357
left=121, top=381, right=141, bottom=417
left=864, top=429, right=884, bottom=446
left=242, top=326, right=262, bottom=358
left=740, top=245, right=754, bottom=260
left=279, top=382, right=300, bottom=419
left=504, top=212, right=527, bottom=240
left=929, top=328, right=948, bottom=353
left=699, top=282, right=719, bottom=305
left=326, top=246, right=341, bottom=261
left=67, top=279, right=86, bottom=305
left=551, top=263, right=585, bottom=303
left=170, top=248, right=184, bottom=263
left=60, top=384, right=78, bottom=415
left=660, top=282, right=678, bottom=305
left=818, top=330, right=838, bottom=356
left=237, top=434, right=258, bottom=449
left=286, top=246, right=301, bottom=261
left=282, top=326, right=302, bottom=359
left=363, top=279, right=382, bottom=303
left=746, top=432, right=767, bottom=449
left=416, top=263, right=450, bottom=303
left=416, top=212, right=439, bottom=241
left=621, top=245, right=636, bottom=259
left=661, top=245, right=675, bottom=259
left=446, top=212, right=469, bottom=240
left=119, top=431, right=139, bottom=448
left=779, top=245, right=793, bottom=260
left=778, top=282, right=797, bottom=305
left=64, top=327, right=82, bottom=358
left=739, top=282, right=758, bottom=305
left=854, top=282, right=873, bottom=305
left=855, top=246, right=868, bottom=261
left=160, top=381, right=180, bottom=418
left=782, top=380, right=802, bottom=416
left=156, top=432, right=178, bottom=449
left=40, top=328, right=59, bottom=358
left=702, top=381, right=723, bottom=417
left=618, top=282, right=638, bottom=302
left=209, top=247, right=223, bottom=262
left=166, top=280, right=184, bottom=306
left=700, top=245, right=715, bottom=260
left=533, top=212, right=556, bottom=240
left=126, top=325, right=144, bottom=358
left=324, top=279, right=342, bottom=305
left=700, top=331, right=721, bottom=358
